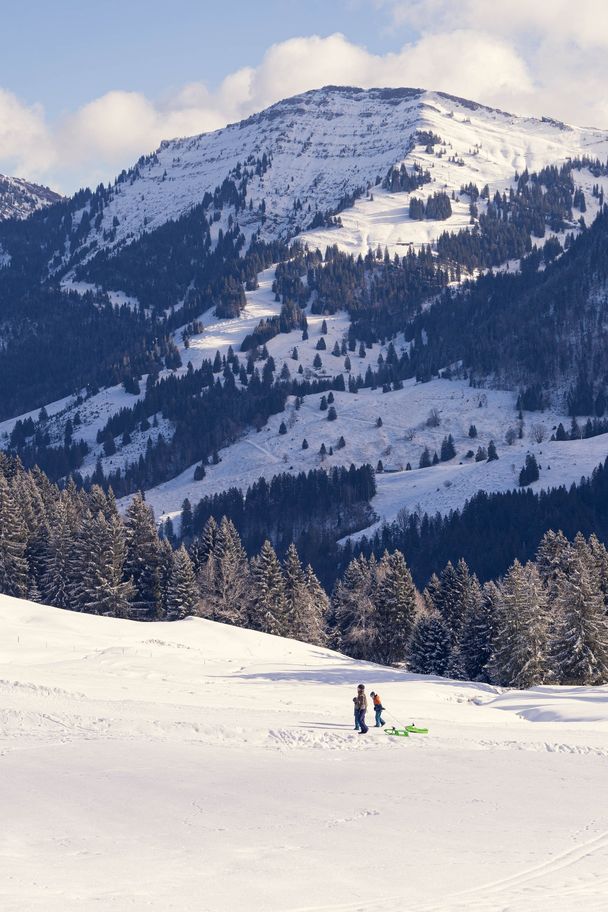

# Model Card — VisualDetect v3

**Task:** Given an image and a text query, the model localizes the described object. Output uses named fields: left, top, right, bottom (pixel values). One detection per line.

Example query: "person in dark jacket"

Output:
left=370, top=691, right=386, bottom=727
left=354, top=684, right=368, bottom=734
left=353, top=696, right=360, bottom=730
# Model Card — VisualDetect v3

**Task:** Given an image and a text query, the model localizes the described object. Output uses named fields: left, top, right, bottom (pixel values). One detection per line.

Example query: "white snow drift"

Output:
left=1, top=595, right=607, bottom=911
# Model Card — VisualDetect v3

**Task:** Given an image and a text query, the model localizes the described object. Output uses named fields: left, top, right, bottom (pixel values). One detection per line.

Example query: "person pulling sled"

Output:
left=370, top=691, right=385, bottom=727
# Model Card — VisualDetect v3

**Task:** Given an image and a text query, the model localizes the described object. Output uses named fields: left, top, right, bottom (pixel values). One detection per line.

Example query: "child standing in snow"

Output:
left=353, top=696, right=360, bottom=730
left=355, top=684, right=368, bottom=734
left=370, top=691, right=385, bottom=727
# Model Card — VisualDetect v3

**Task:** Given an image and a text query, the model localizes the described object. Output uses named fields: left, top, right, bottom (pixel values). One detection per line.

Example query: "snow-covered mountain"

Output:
left=2, top=594, right=607, bottom=912
left=0, top=173, right=62, bottom=221
left=67, top=85, right=608, bottom=264
left=4, top=85, right=608, bottom=547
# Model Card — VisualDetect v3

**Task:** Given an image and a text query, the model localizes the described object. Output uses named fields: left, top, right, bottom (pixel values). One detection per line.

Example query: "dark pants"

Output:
left=355, top=708, right=368, bottom=733
left=374, top=707, right=385, bottom=727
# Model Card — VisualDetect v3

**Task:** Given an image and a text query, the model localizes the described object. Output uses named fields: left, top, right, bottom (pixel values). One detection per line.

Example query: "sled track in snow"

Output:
left=284, top=830, right=608, bottom=912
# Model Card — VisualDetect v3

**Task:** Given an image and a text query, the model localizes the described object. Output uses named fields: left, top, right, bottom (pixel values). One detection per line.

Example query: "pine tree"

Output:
left=76, top=513, right=134, bottom=617
left=440, top=434, right=456, bottom=461
left=330, top=555, right=376, bottom=659
left=167, top=545, right=199, bottom=619
left=181, top=498, right=194, bottom=542
left=302, top=564, right=329, bottom=646
left=41, top=496, right=78, bottom=609
left=157, top=537, right=174, bottom=616
left=249, top=540, right=288, bottom=636
left=419, top=446, right=432, bottom=469
left=0, top=475, right=29, bottom=598
left=124, top=494, right=162, bottom=619
left=374, top=550, right=417, bottom=665
left=587, top=533, right=608, bottom=605
left=283, top=544, right=327, bottom=644
left=491, top=561, right=551, bottom=687
left=552, top=537, right=608, bottom=684
left=408, top=616, right=451, bottom=676
left=433, top=561, right=467, bottom=644
left=199, top=517, right=249, bottom=624
left=536, top=530, right=573, bottom=601
left=460, top=581, right=496, bottom=680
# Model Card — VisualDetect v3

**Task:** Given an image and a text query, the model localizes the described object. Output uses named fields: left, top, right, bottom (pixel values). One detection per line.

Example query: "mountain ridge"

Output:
left=0, top=173, right=62, bottom=221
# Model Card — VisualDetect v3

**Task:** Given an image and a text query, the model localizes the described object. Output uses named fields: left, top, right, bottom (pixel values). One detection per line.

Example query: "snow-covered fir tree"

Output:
left=490, top=561, right=551, bottom=688
left=124, top=494, right=163, bottom=619
left=41, top=496, right=78, bottom=609
left=0, top=475, right=29, bottom=598
left=552, top=535, right=608, bottom=685
left=408, top=615, right=451, bottom=676
left=330, top=555, right=376, bottom=659
left=460, top=580, right=497, bottom=681
left=283, top=544, right=327, bottom=645
left=374, top=550, right=417, bottom=665
left=198, top=517, right=249, bottom=624
left=249, top=540, right=288, bottom=636
left=166, top=545, right=198, bottom=620
left=75, top=512, right=134, bottom=617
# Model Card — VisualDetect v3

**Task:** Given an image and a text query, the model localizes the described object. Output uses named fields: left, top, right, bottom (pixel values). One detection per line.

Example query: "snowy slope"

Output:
left=70, top=86, right=608, bottom=263
left=0, top=173, right=62, bottom=221
left=140, top=375, right=608, bottom=536
left=6, top=86, right=608, bottom=536
left=1, top=595, right=607, bottom=912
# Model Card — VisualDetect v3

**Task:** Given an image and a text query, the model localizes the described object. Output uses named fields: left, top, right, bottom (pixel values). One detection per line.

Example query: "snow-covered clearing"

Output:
left=1, top=596, right=607, bottom=912
left=141, top=376, right=608, bottom=534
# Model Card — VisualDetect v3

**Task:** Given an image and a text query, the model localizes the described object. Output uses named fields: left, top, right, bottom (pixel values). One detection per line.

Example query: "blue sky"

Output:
left=1, top=1, right=607, bottom=192
left=1, top=1, right=412, bottom=118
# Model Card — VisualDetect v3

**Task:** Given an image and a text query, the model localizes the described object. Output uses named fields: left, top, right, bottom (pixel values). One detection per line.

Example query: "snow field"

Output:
left=69, top=87, right=608, bottom=264
left=6, top=88, right=608, bottom=533
left=140, top=374, right=608, bottom=536
left=1, top=596, right=608, bottom=911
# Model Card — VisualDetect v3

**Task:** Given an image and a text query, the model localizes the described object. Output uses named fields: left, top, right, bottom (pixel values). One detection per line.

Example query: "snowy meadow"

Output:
left=1, top=596, right=607, bottom=912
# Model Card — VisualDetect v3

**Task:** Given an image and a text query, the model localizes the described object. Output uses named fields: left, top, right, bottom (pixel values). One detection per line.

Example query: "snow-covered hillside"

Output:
left=141, top=376, right=608, bottom=538
left=70, top=86, right=608, bottom=263
left=4, top=262, right=606, bottom=538
left=5, top=86, right=608, bottom=539
left=1, top=595, right=607, bottom=911
left=0, top=173, right=62, bottom=221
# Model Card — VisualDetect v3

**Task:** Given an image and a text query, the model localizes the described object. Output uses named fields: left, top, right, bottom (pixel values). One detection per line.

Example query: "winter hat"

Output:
left=357, top=684, right=365, bottom=690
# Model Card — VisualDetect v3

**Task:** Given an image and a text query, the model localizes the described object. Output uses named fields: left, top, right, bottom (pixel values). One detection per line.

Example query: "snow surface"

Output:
left=1, top=595, right=607, bottom=912
left=0, top=173, right=61, bottom=223
left=140, top=375, right=608, bottom=536
left=70, top=87, right=608, bottom=265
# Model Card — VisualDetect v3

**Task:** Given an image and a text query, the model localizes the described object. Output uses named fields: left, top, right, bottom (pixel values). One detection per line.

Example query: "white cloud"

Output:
left=0, top=89, right=50, bottom=177
left=1, top=13, right=607, bottom=193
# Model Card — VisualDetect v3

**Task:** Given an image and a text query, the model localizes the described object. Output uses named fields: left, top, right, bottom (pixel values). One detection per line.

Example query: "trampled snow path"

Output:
left=1, top=596, right=607, bottom=911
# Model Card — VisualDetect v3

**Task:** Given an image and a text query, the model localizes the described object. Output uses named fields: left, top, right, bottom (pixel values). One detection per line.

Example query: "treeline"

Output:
left=0, top=285, right=177, bottom=421
left=404, top=208, right=608, bottom=387
left=349, top=456, right=608, bottom=588
left=0, top=454, right=328, bottom=642
left=409, top=191, right=452, bottom=221
left=383, top=162, right=431, bottom=193
left=85, top=361, right=287, bottom=496
left=2, top=451, right=606, bottom=686
left=437, top=162, right=585, bottom=272
left=169, top=464, right=376, bottom=561
left=334, top=532, right=608, bottom=686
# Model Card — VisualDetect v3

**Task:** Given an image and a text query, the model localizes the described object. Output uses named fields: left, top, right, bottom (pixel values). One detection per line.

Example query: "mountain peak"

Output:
left=0, top=174, right=63, bottom=222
